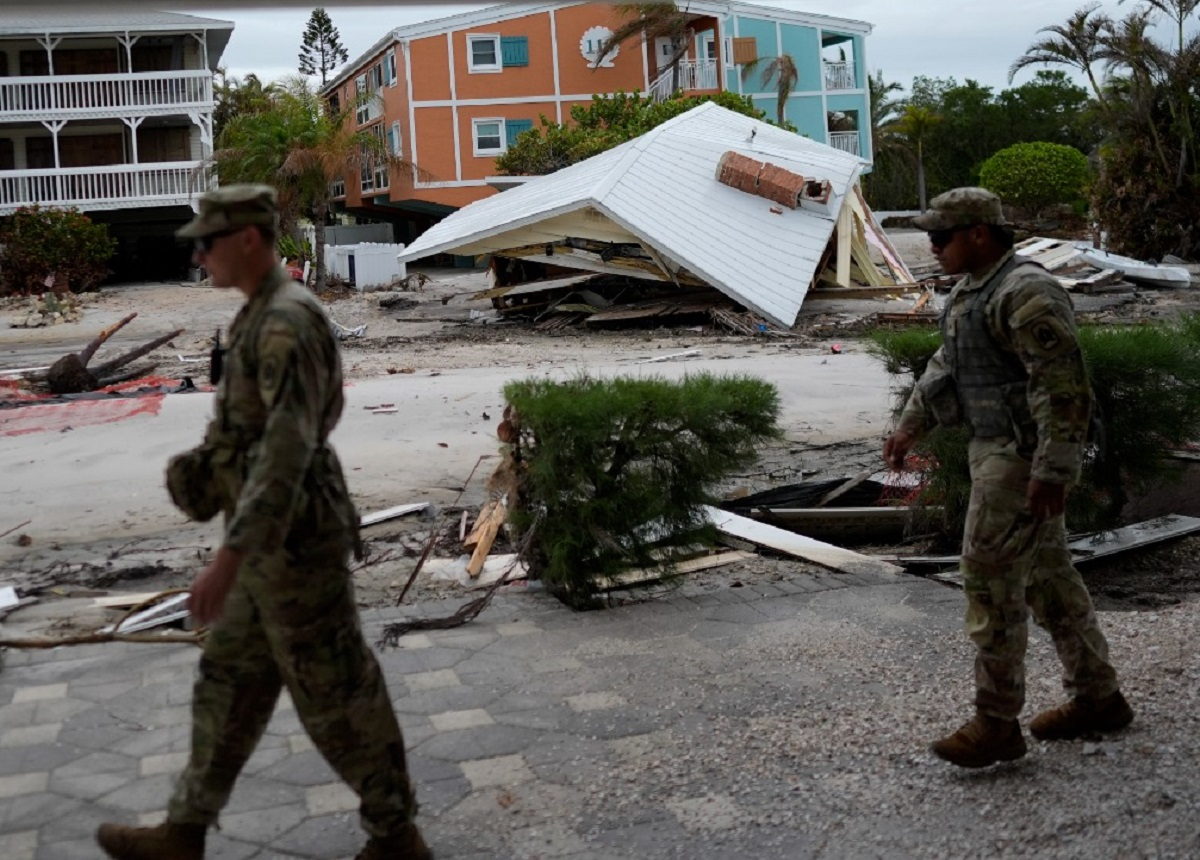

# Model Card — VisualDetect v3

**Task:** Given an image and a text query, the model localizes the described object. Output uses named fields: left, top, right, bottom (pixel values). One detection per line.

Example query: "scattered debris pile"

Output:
left=8, top=291, right=85, bottom=328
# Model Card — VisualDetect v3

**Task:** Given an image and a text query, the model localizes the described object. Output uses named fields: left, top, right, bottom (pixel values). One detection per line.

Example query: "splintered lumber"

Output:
left=359, top=502, right=430, bottom=528
left=466, top=500, right=508, bottom=577
left=703, top=505, right=903, bottom=577
left=814, top=469, right=875, bottom=508
left=594, top=550, right=753, bottom=591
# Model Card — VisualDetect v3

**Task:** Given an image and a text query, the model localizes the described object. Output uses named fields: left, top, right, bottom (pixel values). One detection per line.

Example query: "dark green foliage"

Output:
left=979, top=141, right=1091, bottom=216
left=495, top=90, right=792, bottom=176
left=504, top=373, right=781, bottom=608
left=870, top=316, right=1200, bottom=538
left=0, top=206, right=116, bottom=296
left=298, top=7, right=349, bottom=86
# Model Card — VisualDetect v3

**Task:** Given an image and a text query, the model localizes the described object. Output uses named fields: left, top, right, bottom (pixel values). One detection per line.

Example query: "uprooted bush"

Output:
left=502, top=373, right=781, bottom=609
left=0, top=205, right=116, bottom=296
left=869, top=315, right=1200, bottom=541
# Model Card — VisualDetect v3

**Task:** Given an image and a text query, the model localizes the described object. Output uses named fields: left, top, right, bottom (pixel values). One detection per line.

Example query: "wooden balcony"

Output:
left=0, top=162, right=209, bottom=215
left=0, top=71, right=213, bottom=122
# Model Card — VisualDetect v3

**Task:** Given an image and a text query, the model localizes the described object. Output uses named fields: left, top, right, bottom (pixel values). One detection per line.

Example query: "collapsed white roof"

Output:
left=397, top=102, right=869, bottom=328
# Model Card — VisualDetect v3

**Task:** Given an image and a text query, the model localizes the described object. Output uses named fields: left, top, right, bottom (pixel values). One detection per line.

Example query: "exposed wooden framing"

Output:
left=835, top=200, right=854, bottom=287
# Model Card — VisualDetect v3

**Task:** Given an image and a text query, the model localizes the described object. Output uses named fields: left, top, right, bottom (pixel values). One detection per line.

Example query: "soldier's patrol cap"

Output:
left=177, top=184, right=279, bottom=238
left=911, top=187, right=1007, bottom=231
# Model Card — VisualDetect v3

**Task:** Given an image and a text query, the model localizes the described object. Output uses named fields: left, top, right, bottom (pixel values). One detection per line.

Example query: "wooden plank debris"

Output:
left=466, top=500, right=508, bottom=577
left=891, top=514, right=1200, bottom=582
left=0, top=585, right=19, bottom=612
left=703, top=505, right=903, bottom=577
left=360, top=502, right=430, bottom=528
left=94, top=592, right=162, bottom=609
left=634, top=350, right=702, bottom=364
left=102, top=593, right=191, bottom=635
left=594, top=550, right=753, bottom=591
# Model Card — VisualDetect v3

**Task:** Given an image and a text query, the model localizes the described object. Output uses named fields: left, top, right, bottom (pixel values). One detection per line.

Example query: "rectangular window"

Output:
left=355, top=75, right=369, bottom=125
left=467, top=34, right=501, bottom=72
left=385, top=50, right=397, bottom=86
left=473, top=118, right=504, bottom=155
left=328, top=91, right=340, bottom=115
left=500, top=36, right=529, bottom=67
left=389, top=120, right=403, bottom=156
left=369, top=62, right=383, bottom=91
left=505, top=118, right=533, bottom=147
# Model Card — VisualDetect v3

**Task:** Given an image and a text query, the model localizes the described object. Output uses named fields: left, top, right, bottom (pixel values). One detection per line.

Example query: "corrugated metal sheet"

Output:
left=398, top=102, right=867, bottom=328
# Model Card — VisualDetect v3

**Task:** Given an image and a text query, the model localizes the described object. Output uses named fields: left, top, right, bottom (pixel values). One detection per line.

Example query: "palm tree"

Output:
left=868, top=71, right=906, bottom=160
left=594, top=3, right=694, bottom=93
left=1120, top=0, right=1200, bottom=51
left=212, top=70, right=279, bottom=140
left=742, top=54, right=798, bottom=125
left=894, top=104, right=941, bottom=211
left=1009, top=3, right=1112, bottom=110
left=1100, top=7, right=1198, bottom=185
left=207, top=76, right=419, bottom=292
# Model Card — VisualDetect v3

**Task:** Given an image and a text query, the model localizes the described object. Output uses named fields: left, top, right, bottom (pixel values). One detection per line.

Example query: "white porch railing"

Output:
left=648, top=59, right=719, bottom=102
left=824, top=61, right=857, bottom=91
left=0, top=71, right=213, bottom=121
left=829, top=131, right=860, bottom=155
left=0, top=161, right=209, bottom=214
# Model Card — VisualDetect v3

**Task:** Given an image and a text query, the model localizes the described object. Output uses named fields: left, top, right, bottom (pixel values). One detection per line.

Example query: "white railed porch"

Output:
left=649, top=59, right=719, bottom=101
left=829, top=131, right=860, bottom=155
left=824, top=61, right=857, bottom=91
left=0, top=162, right=209, bottom=214
left=0, top=71, right=213, bottom=121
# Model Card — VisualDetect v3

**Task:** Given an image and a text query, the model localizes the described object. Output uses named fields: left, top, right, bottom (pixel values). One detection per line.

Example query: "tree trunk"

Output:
left=916, top=141, right=927, bottom=212
left=313, top=204, right=328, bottom=293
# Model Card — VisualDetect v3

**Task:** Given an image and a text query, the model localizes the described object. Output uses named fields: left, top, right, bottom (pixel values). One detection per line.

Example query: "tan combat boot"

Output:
left=931, top=713, right=1027, bottom=768
left=355, top=823, right=433, bottom=860
left=1030, top=690, right=1134, bottom=741
left=96, top=821, right=206, bottom=860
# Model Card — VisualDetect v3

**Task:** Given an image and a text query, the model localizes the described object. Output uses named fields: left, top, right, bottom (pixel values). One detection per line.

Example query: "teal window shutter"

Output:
left=505, top=119, right=533, bottom=146
left=501, top=36, right=529, bottom=67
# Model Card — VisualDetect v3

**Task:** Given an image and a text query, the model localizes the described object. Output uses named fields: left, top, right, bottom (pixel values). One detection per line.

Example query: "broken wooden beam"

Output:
left=703, top=505, right=903, bottom=578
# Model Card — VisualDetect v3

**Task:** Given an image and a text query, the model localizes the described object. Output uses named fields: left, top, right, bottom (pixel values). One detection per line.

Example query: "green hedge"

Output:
left=0, top=206, right=116, bottom=296
left=503, top=373, right=781, bottom=608
left=869, top=315, right=1200, bottom=537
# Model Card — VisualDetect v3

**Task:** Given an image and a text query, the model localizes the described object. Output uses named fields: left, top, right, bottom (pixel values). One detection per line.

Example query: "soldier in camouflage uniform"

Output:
left=883, top=188, right=1133, bottom=769
left=97, top=186, right=431, bottom=859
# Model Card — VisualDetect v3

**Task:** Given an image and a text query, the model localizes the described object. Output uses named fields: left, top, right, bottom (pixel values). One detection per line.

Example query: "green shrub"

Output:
left=0, top=205, right=116, bottom=296
left=503, top=373, right=781, bottom=608
left=978, top=141, right=1091, bottom=217
left=870, top=315, right=1200, bottom=538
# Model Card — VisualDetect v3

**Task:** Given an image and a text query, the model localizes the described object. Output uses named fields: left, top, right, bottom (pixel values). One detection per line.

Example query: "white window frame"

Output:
left=390, top=120, right=403, bottom=156
left=472, top=117, right=505, bottom=156
left=385, top=49, right=397, bottom=86
left=467, top=34, right=502, bottom=73
left=355, top=74, right=369, bottom=125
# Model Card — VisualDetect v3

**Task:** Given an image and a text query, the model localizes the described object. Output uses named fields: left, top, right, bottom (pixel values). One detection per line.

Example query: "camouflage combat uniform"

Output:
left=164, top=264, right=417, bottom=837
left=897, top=252, right=1121, bottom=720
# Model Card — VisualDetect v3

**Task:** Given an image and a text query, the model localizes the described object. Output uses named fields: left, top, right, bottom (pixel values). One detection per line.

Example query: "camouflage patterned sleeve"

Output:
left=896, top=346, right=949, bottom=438
left=993, top=272, right=1091, bottom=484
left=223, top=309, right=329, bottom=554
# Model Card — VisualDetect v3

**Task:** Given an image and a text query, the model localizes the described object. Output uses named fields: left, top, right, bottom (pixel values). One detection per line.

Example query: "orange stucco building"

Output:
left=324, top=1, right=872, bottom=241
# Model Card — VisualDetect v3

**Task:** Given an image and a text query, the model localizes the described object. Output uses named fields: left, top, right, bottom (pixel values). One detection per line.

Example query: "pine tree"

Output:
left=298, top=7, right=349, bottom=86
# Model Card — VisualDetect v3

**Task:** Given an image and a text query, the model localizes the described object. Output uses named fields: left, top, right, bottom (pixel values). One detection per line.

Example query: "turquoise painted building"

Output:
left=653, top=1, right=873, bottom=166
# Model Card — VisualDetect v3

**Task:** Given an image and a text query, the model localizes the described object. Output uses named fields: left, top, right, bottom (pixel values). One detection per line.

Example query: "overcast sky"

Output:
left=177, top=1, right=1191, bottom=95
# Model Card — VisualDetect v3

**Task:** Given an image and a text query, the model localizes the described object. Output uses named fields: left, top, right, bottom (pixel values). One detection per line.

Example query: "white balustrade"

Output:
left=824, top=61, right=857, bottom=91
left=648, top=59, right=719, bottom=102
left=828, top=131, right=860, bottom=155
left=0, top=162, right=209, bottom=213
left=0, top=71, right=213, bottom=119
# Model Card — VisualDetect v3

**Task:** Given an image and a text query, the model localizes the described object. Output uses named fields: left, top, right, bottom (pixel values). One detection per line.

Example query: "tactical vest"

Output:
left=942, top=254, right=1041, bottom=441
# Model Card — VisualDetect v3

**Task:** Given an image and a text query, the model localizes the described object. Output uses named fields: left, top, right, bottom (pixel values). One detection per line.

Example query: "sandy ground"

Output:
left=2, top=229, right=1200, bottom=622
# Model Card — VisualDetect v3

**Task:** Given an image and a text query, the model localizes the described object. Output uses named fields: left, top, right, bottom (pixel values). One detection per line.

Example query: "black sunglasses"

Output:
left=927, top=225, right=974, bottom=250
left=194, top=228, right=240, bottom=254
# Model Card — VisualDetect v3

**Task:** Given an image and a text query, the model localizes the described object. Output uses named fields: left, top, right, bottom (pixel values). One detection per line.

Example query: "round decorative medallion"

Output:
left=581, top=26, right=618, bottom=68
